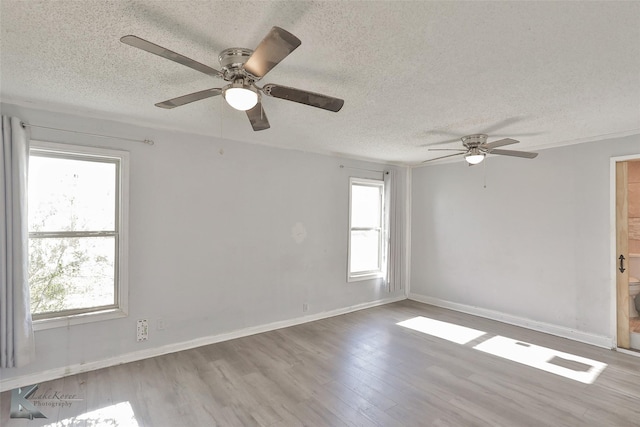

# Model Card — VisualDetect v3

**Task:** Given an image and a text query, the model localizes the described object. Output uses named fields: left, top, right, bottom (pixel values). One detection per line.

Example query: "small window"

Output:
left=28, top=142, right=128, bottom=328
left=348, top=177, right=384, bottom=281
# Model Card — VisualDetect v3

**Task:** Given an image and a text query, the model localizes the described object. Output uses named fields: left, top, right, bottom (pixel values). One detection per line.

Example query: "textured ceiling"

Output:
left=1, top=1, right=639, bottom=165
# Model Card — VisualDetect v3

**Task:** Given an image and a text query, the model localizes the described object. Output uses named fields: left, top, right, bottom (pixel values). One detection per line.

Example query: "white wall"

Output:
left=410, top=134, right=639, bottom=345
left=0, top=103, right=407, bottom=386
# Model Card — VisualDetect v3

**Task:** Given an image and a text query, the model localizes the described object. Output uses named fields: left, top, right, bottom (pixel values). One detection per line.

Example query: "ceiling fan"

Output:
left=422, top=134, right=538, bottom=165
left=120, top=27, right=344, bottom=131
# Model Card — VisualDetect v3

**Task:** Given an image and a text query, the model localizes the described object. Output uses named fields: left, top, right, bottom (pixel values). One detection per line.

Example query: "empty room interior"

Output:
left=1, top=1, right=639, bottom=426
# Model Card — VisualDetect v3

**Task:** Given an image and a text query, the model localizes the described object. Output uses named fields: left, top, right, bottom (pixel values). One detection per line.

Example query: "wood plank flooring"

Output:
left=1, top=300, right=639, bottom=426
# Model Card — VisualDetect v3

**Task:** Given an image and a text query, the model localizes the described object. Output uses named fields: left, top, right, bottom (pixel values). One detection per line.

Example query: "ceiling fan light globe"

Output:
left=224, top=87, right=258, bottom=111
left=465, top=153, right=485, bottom=165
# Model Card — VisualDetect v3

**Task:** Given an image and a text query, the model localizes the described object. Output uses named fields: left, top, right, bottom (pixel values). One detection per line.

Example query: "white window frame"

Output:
left=29, top=141, right=129, bottom=330
left=348, top=177, right=385, bottom=282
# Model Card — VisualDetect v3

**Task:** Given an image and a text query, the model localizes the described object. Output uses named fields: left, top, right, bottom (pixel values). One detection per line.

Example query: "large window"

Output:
left=348, top=177, right=385, bottom=281
left=28, top=142, right=128, bottom=328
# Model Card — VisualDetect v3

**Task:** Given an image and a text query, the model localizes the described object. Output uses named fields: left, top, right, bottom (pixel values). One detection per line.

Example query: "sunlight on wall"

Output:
left=397, top=316, right=607, bottom=384
left=44, top=401, right=139, bottom=427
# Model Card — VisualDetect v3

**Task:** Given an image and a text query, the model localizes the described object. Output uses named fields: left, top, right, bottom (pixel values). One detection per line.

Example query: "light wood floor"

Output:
left=2, top=300, right=639, bottom=426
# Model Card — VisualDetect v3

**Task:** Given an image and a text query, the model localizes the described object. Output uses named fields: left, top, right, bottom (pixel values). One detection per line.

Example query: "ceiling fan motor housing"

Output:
left=218, top=48, right=254, bottom=81
left=462, top=134, right=488, bottom=149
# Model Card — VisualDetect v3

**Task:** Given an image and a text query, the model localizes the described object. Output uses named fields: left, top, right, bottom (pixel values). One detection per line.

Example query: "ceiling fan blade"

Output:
left=155, top=88, right=222, bottom=109
left=482, top=138, right=519, bottom=150
left=489, top=149, right=538, bottom=159
left=246, top=102, right=270, bottom=131
left=421, top=153, right=466, bottom=163
left=262, top=84, right=344, bottom=112
left=243, top=27, right=301, bottom=78
left=428, top=148, right=467, bottom=152
left=120, top=35, right=222, bottom=78
left=420, top=138, right=461, bottom=147
left=490, top=132, right=542, bottom=138
left=480, top=117, right=525, bottom=134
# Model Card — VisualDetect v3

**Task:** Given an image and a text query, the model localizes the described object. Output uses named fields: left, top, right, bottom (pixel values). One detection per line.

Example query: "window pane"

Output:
left=29, top=156, right=116, bottom=232
left=350, top=230, right=380, bottom=273
left=351, top=184, right=381, bottom=228
left=29, top=236, right=115, bottom=315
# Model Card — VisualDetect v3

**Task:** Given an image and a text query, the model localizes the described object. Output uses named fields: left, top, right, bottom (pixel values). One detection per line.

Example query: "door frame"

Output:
left=610, top=154, right=640, bottom=351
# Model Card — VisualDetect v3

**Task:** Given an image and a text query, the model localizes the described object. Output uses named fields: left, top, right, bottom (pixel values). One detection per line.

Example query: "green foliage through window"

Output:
left=28, top=149, right=120, bottom=319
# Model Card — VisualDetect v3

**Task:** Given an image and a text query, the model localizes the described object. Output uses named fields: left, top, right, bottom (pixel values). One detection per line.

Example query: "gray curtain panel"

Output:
left=1, top=115, right=35, bottom=368
left=383, top=170, right=404, bottom=293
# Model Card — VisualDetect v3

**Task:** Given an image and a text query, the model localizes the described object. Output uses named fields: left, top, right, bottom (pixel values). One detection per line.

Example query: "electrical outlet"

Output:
left=157, top=318, right=165, bottom=330
left=137, top=319, right=148, bottom=342
left=303, top=303, right=308, bottom=312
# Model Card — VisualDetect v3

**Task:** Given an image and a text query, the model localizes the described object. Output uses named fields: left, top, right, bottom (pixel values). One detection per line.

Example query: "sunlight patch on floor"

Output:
left=474, top=335, right=607, bottom=384
left=397, top=316, right=486, bottom=344
left=44, top=401, right=139, bottom=427
left=396, top=316, right=607, bottom=384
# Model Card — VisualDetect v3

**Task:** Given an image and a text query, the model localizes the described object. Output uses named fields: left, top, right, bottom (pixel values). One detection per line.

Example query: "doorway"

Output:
left=613, top=156, right=640, bottom=352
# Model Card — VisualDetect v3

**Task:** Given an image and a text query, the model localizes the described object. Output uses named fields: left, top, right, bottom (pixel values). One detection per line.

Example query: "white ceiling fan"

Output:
left=120, top=27, right=344, bottom=131
left=422, top=134, right=538, bottom=165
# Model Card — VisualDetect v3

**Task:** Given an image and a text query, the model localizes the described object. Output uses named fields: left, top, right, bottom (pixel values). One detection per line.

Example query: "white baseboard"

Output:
left=0, top=295, right=406, bottom=392
left=408, top=293, right=613, bottom=349
left=630, top=333, right=640, bottom=351
left=616, top=347, right=640, bottom=358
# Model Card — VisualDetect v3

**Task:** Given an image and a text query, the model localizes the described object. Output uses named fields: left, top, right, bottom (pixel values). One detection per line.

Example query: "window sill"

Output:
left=348, top=272, right=384, bottom=283
left=32, top=308, right=127, bottom=331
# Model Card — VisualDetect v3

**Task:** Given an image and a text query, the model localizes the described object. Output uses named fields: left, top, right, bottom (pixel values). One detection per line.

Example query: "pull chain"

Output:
left=483, top=158, right=487, bottom=189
